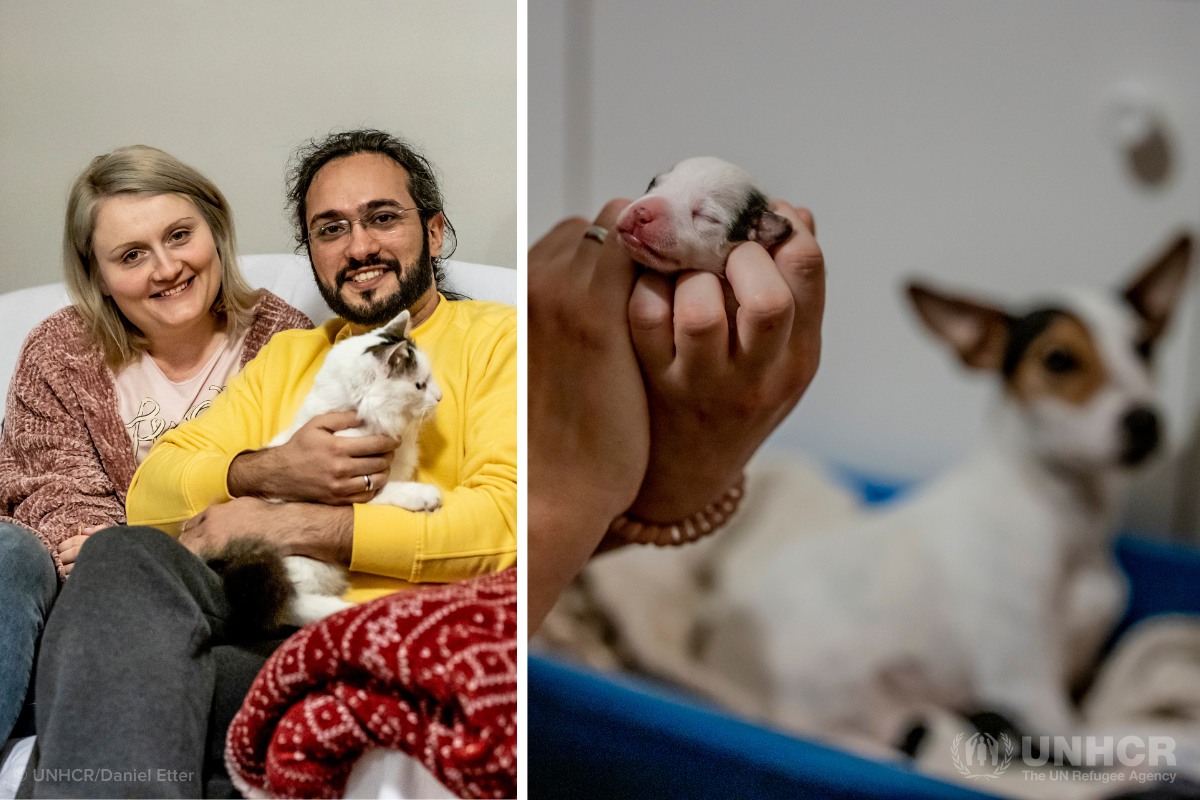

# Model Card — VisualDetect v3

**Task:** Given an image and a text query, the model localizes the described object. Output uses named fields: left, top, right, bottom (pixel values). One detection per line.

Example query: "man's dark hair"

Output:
left=286, top=129, right=465, bottom=298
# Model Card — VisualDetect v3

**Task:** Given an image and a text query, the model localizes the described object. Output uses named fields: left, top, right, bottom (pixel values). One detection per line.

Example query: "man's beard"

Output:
left=313, top=233, right=435, bottom=327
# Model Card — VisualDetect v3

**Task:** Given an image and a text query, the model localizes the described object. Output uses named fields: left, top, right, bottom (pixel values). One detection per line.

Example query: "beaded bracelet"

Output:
left=607, top=474, right=746, bottom=546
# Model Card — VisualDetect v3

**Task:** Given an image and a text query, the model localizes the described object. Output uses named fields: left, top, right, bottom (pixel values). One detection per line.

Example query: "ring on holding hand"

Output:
left=364, top=474, right=373, bottom=492
left=582, top=224, right=608, bottom=245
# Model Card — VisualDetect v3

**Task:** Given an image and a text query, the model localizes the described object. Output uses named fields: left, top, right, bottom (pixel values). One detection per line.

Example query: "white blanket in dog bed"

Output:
left=535, top=453, right=861, bottom=721
left=535, top=454, right=1200, bottom=798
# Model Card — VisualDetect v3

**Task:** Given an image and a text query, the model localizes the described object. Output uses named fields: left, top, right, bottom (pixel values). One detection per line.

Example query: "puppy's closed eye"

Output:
left=617, top=157, right=789, bottom=274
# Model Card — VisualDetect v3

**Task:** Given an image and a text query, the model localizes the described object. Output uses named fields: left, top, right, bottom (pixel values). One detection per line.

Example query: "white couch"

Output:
left=0, top=255, right=515, bottom=800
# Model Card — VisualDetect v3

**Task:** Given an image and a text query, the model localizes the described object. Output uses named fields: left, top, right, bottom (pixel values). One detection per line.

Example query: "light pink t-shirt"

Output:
left=115, top=329, right=250, bottom=464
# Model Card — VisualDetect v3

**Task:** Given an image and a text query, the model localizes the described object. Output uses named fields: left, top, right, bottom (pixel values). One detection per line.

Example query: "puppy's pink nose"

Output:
left=617, top=197, right=669, bottom=237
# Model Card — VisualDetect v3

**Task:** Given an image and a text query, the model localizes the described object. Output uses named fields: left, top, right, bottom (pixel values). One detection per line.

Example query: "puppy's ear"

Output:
left=747, top=211, right=794, bottom=251
left=1124, top=233, right=1192, bottom=343
left=907, top=282, right=1011, bottom=371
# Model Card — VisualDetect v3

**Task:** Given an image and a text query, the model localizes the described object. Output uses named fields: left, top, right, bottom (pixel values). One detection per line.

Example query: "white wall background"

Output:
left=0, top=0, right=517, bottom=296
left=530, top=0, right=1200, bottom=537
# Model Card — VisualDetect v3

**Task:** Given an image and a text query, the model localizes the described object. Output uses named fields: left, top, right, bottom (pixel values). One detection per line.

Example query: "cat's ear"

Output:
left=382, top=310, right=412, bottom=339
left=382, top=338, right=418, bottom=377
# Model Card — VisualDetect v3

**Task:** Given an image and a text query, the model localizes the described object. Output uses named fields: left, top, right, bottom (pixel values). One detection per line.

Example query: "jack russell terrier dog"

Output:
left=722, top=232, right=1193, bottom=753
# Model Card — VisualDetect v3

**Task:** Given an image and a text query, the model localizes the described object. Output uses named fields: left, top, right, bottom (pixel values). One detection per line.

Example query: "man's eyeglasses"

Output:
left=308, top=206, right=426, bottom=246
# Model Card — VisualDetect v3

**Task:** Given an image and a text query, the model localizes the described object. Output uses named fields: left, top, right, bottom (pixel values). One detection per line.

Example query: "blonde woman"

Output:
left=0, top=145, right=311, bottom=742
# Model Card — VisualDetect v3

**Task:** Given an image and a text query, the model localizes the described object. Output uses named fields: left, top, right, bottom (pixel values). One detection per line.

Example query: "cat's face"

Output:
left=324, top=309, right=442, bottom=435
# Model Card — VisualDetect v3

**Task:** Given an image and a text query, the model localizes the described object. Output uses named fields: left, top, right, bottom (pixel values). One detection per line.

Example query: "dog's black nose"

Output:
left=1121, top=405, right=1160, bottom=466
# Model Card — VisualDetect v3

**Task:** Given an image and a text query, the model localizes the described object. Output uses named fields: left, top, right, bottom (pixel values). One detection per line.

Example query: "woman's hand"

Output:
left=624, top=201, right=825, bottom=525
left=58, top=524, right=108, bottom=575
left=528, top=200, right=651, bottom=632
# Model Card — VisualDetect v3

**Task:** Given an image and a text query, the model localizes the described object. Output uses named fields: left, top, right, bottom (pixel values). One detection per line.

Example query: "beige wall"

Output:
left=531, top=0, right=1200, bottom=536
left=0, top=0, right=516, bottom=294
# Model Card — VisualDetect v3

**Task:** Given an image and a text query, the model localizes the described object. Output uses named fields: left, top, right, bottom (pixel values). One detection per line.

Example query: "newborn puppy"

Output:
left=615, top=157, right=794, bottom=274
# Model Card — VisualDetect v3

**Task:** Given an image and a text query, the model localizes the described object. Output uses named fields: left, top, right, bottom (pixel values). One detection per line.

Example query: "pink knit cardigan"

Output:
left=0, top=291, right=313, bottom=577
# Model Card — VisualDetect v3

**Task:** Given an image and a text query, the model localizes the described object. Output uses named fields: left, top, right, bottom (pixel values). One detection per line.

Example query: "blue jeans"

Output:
left=0, top=522, right=57, bottom=742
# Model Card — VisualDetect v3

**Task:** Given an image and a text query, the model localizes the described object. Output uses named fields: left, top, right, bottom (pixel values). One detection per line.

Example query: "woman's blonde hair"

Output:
left=63, top=145, right=260, bottom=368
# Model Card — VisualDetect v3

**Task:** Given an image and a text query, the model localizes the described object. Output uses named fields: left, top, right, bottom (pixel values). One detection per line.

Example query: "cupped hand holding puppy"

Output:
left=528, top=199, right=651, bottom=632
left=623, top=200, right=824, bottom=526
left=528, top=199, right=823, bottom=629
left=227, top=411, right=396, bottom=505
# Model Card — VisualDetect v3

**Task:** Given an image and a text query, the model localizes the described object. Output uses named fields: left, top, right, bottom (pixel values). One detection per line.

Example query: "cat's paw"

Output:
left=369, top=481, right=443, bottom=513
left=290, top=593, right=354, bottom=626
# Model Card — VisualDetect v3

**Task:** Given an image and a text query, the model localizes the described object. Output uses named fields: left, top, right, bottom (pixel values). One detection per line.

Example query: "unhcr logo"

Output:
left=1019, top=735, right=1175, bottom=768
left=951, top=732, right=1014, bottom=780
left=949, top=732, right=1179, bottom=784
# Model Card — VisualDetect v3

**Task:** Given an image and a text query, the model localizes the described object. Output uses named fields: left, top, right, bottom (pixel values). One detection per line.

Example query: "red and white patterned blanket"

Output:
left=225, top=568, right=517, bottom=799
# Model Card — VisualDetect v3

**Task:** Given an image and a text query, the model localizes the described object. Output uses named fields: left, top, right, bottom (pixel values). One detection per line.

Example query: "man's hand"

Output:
left=528, top=199, right=651, bottom=632
left=178, top=496, right=354, bottom=565
left=625, top=201, right=825, bottom=523
left=58, top=523, right=107, bottom=575
left=227, top=411, right=396, bottom=505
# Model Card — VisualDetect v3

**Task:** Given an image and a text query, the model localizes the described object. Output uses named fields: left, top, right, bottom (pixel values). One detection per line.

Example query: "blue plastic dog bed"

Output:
left=529, top=470, right=1200, bottom=799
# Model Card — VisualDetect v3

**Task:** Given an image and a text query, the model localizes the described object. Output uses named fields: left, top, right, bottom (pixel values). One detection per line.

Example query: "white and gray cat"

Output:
left=205, top=309, right=442, bottom=631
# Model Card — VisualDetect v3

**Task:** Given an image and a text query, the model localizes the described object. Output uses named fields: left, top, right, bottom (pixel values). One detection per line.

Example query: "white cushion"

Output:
left=0, top=283, right=72, bottom=416
left=342, top=747, right=458, bottom=799
left=0, top=736, right=34, bottom=800
left=0, top=257, right=515, bottom=417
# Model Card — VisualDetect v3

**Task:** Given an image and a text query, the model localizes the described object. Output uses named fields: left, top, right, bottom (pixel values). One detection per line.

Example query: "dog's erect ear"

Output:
left=1124, top=233, right=1192, bottom=343
left=907, top=282, right=1011, bottom=371
left=747, top=211, right=794, bottom=251
left=381, top=309, right=412, bottom=339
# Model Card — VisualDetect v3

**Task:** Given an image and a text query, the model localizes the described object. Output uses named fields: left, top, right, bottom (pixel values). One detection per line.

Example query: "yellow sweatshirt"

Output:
left=126, top=297, right=516, bottom=602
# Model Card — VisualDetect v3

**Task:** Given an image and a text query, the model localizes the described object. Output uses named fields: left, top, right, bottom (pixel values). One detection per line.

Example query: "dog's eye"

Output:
left=1043, top=350, right=1080, bottom=374
left=1135, top=339, right=1154, bottom=363
left=692, top=208, right=720, bottom=225
left=416, top=381, right=426, bottom=391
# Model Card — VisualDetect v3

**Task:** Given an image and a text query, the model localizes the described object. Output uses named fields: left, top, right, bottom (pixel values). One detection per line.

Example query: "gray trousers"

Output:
left=18, top=526, right=291, bottom=799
